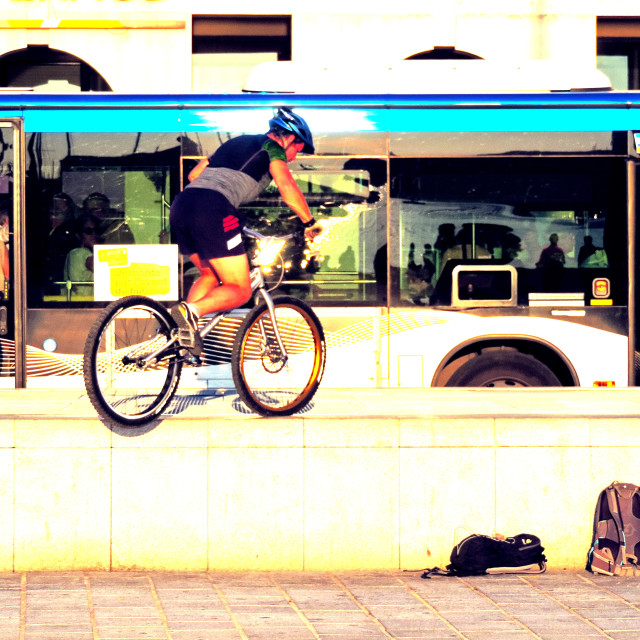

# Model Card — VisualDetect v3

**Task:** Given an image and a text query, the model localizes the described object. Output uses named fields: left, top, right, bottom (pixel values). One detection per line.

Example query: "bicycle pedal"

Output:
left=177, top=328, right=196, bottom=348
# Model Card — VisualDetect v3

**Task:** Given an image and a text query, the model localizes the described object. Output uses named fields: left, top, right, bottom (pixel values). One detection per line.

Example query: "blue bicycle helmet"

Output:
left=268, top=107, right=315, bottom=154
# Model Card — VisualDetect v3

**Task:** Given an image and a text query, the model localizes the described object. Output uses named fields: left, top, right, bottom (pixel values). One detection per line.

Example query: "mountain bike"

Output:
left=83, top=228, right=326, bottom=428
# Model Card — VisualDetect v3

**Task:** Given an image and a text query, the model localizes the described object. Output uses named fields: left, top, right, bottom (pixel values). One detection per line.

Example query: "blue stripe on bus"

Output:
left=8, top=108, right=640, bottom=134
left=1, top=93, right=640, bottom=133
left=15, top=109, right=184, bottom=133
left=384, top=107, right=640, bottom=132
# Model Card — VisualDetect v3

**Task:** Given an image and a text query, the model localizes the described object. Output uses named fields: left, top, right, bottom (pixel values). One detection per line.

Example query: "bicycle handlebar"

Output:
left=243, top=227, right=296, bottom=242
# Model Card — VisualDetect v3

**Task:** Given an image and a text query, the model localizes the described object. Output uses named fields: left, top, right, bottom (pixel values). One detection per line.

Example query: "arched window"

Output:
left=0, top=45, right=111, bottom=92
left=405, top=47, right=483, bottom=61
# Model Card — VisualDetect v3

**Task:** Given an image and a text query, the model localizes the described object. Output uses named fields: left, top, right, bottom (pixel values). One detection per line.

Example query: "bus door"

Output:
left=625, top=155, right=640, bottom=386
left=0, top=119, right=26, bottom=387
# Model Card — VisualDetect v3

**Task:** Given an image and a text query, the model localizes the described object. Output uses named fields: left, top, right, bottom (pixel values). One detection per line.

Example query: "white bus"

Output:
left=0, top=65, right=636, bottom=389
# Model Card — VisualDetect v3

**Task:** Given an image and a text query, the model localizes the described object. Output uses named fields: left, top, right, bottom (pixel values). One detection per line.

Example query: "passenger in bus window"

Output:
left=536, top=232, right=565, bottom=291
left=407, top=242, right=418, bottom=273
left=578, top=235, right=609, bottom=268
left=536, top=233, right=565, bottom=269
left=46, top=193, right=78, bottom=293
left=434, top=224, right=456, bottom=254
left=406, top=242, right=435, bottom=305
left=422, top=244, right=436, bottom=281
left=434, top=223, right=456, bottom=276
left=169, top=107, right=322, bottom=350
left=83, top=192, right=134, bottom=245
left=373, top=243, right=388, bottom=304
left=339, top=245, right=355, bottom=272
left=503, top=233, right=524, bottom=268
left=63, top=214, right=100, bottom=298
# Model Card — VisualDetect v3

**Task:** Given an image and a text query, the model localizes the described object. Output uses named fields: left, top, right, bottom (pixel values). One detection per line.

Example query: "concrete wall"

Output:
left=0, top=413, right=636, bottom=572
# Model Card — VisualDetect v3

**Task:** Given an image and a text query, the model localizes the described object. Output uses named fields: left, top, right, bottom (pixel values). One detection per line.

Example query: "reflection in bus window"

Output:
left=578, top=235, right=609, bottom=268
left=390, top=157, right=627, bottom=307
left=26, top=132, right=181, bottom=305
left=241, top=157, right=387, bottom=305
left=81, top=192, right=133, bottom=245
left=45, top=193, right=77, bottom=295
left=61, top=214, right=100, bottom=300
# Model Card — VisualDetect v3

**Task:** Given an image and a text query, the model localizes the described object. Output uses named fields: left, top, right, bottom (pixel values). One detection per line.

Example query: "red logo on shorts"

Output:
left=223, top=215, right=239, bottom=232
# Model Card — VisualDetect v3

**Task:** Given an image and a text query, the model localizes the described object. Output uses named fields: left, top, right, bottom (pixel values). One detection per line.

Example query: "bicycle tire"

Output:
left=83, top=295, right=182, bottom=428
left=231, top=296, right=326, bottom=416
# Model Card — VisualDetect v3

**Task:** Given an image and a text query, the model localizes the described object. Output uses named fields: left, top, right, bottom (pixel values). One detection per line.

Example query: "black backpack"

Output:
left=422, top=533, right=547, bottom=578
left=587, top=482, right=640, bottom=576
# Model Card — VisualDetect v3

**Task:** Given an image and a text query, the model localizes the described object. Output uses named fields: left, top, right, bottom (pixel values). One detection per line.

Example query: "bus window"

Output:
left=190, top=129, right=388, bottom=158
left=26, top=132, right=181, bottom=305
left=389, top=130, right=624, bottom=157
left=390, top=157, right=627, bottom=307
left=241, top=157, right=387, bottom=305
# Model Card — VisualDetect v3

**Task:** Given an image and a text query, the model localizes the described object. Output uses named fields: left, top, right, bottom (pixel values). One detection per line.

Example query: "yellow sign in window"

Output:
left=110, top=263, right=171, bottom=297
left=94, top=244, right=179, bottom=301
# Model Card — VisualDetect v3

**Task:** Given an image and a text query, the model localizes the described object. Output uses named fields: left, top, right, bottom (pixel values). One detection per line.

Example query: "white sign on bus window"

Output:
left=93, top=244, right=179, bottom=301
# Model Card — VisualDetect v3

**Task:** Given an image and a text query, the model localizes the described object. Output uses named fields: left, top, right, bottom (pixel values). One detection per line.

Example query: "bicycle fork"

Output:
left=251, top=273, right=289, bottom=363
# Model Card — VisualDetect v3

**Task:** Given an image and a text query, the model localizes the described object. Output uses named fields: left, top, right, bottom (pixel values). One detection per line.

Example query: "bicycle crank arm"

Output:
left=122, top=333, right=180, bottom=369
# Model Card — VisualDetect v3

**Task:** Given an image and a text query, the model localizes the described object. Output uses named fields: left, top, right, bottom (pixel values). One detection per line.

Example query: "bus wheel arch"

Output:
left=432, top=339, right=578, bottom=387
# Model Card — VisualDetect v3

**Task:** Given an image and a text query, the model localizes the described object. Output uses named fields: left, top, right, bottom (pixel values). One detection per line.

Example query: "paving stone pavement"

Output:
left=0, top=570, right=639, bottom=640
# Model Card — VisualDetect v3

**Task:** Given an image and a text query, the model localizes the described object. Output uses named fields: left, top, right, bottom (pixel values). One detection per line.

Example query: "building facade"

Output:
left=1, top=1, right=640, bottom=93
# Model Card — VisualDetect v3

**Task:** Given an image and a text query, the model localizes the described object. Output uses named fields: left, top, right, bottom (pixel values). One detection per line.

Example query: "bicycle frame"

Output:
left=201, top=228, right=293, bottom=351
left=136, top=228, right=295, bottom=369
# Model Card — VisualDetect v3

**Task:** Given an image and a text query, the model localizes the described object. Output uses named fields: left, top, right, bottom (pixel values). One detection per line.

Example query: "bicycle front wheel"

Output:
left=232, top=296, right=326, bottom=416
left=83, top=295, right=182, bottom=427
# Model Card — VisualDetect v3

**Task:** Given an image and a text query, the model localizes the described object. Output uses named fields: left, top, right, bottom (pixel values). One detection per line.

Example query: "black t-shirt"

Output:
left=187, top=134, right=287, bottom=208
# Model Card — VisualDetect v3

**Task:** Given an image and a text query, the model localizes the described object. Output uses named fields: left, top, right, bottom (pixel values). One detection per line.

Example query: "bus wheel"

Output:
left=445, top=350, right=561, bottom=387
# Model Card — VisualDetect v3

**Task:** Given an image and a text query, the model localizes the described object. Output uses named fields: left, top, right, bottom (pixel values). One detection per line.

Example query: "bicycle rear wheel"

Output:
left=83, top=295, right=182, bottom=427
left=232, top=296, right=326, bottom=416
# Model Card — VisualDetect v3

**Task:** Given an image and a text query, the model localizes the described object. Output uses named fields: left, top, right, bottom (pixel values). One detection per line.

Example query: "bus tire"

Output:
left=444, top=350, right=561, bottom=387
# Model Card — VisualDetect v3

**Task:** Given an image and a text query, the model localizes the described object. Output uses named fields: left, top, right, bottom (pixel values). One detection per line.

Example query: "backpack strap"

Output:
left=589, top=483, right=629, bottom=575
left=486, top=560, right=547, bottom=575
left=588, top=486, right=622, bottom=575
left=421, top=567, right=455, bottom=579
left=613, top=482, right=640, bottom=574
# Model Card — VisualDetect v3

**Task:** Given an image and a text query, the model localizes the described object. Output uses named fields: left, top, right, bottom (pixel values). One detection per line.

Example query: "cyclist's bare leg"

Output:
left=185, top=255, right=220, bottom=305
left=186, top=253, right=252, bottom=317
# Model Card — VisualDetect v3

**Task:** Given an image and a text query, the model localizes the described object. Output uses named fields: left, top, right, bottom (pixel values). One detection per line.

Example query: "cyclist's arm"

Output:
left=270, top=159, right=322, bottom=238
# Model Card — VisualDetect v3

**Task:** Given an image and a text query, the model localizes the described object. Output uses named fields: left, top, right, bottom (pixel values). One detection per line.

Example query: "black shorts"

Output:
left=169, top=188, right=246, bottom=260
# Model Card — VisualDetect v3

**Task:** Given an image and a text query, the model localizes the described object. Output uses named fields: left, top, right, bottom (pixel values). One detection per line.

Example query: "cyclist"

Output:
left=169, top=107, right=322, bottom=350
